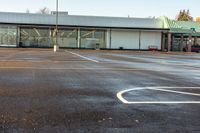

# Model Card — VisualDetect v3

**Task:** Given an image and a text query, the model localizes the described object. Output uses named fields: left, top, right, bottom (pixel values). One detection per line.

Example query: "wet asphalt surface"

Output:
left=0, top=48, right=200, bottom=133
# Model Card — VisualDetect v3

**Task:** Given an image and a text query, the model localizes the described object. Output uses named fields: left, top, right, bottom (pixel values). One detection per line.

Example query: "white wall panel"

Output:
left=141, top=31, right=161, bottom=50
left=111, top=30, right=139, bottom=49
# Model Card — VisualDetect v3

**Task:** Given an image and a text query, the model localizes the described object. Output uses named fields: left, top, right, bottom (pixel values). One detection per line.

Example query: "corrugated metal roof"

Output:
left=0, top=12, right=164, bottom=29
left=160, top=16, right=200, bottom=36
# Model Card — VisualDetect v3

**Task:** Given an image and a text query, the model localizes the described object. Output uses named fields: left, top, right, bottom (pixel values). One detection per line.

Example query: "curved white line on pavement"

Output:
left=117, top=87, right=200, bottom=104
left=117, top=87, right=146, bottom=104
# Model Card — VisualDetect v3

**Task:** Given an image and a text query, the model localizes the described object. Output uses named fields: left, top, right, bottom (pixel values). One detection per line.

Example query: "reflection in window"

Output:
left=57, top=28, right=78, bottom=48
left=20, top=27, right=52, bottom=48
left=80, top=29, right=105, bottom=49
left=0, top=26, right=17, bottom=47
left=20, top=27, right=78, bottom=48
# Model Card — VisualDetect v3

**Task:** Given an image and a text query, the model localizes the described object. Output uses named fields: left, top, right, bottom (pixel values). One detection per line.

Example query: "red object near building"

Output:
left=148, top=45, right=158, bottom=51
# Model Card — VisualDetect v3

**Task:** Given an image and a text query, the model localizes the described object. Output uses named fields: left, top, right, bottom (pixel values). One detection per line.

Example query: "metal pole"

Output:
left=54, top=0, right=59, bottom=52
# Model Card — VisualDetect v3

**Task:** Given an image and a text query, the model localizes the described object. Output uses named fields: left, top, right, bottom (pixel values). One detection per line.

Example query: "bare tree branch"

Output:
left=37, top=7, right=50, bottom=14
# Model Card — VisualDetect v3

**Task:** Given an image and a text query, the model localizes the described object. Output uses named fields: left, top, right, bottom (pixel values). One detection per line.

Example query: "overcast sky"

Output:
left=0, top=0, right=199, bottom=19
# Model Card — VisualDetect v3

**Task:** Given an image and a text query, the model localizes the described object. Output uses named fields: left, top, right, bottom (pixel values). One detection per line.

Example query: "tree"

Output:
left=176, top=9, right=193, bottom=21
left=37, top=7, right=50, bottom=14
left=196, top=17, right=200, bottom=22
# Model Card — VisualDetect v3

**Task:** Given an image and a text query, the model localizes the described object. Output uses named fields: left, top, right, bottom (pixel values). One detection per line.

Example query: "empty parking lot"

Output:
left=0, top=48, right=200, bottom=132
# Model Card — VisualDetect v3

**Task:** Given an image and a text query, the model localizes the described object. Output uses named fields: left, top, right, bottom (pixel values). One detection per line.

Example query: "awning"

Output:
left=160, top=17, right=200, bottom=36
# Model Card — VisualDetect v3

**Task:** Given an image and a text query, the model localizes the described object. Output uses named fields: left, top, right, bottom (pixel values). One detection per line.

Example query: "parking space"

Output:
left=0, top=48, right=200, bottom=132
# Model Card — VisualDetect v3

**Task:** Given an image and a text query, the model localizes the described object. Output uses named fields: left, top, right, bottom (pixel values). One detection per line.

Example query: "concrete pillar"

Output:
left=17, top=26, right=20, bottom=48
left=139, top=31, right=141, bottom=50
left=77, top=28, right=81, bottom=48
left=106, top=29, right=111, bottom=49
left=194, top=36, right=197, bottom=45
left=161, top=33, right=165, bottom=52
left=180, top=34, right=184, bottom=52
left=172, top=35, right=175, bottom=51
left=109, top=29, right=112, bottom=49
left=188, top=34, right=192, bottom=52
left=167, top=33, right=171, bottom=52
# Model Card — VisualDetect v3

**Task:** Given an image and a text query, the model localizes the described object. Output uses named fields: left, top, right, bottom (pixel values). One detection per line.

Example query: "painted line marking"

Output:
left=147, top=87, right=200, bottom=97
left=0, top=60, right=90, bottom=63
left=0, top=67, right=199, bottom=72
left=0, top=67, right=143, bottom=70
left=117, top=87, right=200, bottom=104
left=66, top=51, right=99, bottom=63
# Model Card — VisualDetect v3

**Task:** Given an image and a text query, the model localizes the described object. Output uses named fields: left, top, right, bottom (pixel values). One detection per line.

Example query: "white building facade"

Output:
left=0, top=12, right=168, bottom=50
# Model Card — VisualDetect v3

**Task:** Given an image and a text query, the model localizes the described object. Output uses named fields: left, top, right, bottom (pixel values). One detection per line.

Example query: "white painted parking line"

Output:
left=117, top=87, right=200, bottom=104
left=0, top=67, right=199, bottom=72
left=66, top=51, right=99, bottom=63
left=147, top=87, right=200, bottom=97
left=0, top=67, right=140, bottom=70
left=122, top=101, right=200, bottom=104
left=117, top=87, right=145, bottom=104
left=0, top=60, right=90, bottom=63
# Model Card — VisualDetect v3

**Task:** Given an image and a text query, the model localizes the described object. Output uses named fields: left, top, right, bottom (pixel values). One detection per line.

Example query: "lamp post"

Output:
left=54, top=0, right=59, bottom=52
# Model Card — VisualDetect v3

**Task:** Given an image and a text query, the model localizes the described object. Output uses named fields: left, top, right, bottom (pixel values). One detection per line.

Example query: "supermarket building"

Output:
left=0, top=12, right=200, bottom=51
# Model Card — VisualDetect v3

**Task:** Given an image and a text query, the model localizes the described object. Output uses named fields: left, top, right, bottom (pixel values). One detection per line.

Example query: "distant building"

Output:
left=0, top=12, right=199, bottom=52
left=196, top=17, right=200, bottom=22
left=0, top=12, right=166, bottom=50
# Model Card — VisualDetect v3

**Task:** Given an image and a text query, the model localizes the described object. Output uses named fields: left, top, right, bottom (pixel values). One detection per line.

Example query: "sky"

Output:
left=0, top=0, right=199, bottom=19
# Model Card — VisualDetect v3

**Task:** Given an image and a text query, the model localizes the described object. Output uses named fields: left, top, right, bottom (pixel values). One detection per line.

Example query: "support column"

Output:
left=188, top=34, right=192, bottom=52
left=17, top=26, right=20, bottom=48
left=139, top=31, right=141, bottom=50
left=106, top=29, right=111, bottom=49
left=161, top=33, right=165, bottom=52
left=180, top=34, right=184, bottom=52
left=167, top=33, right=171, bottom=52
left=77, top=28, right=81, bottom=48
left=109, top=29, right=112, bottom=49
left=194, top=36, right=197, bottom=45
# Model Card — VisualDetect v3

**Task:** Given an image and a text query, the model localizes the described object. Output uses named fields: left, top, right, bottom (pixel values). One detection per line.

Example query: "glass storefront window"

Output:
left=20, top=27, right=78, bottom=48
left=0, top=25, right=17, bottom=47
left=80, top=29, right=106, bottom=49
left=20, top=27, right=52, bottom=48
left=57, top=28, right=78, bottom=48
left=0, top=26, right=107, bottom=49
